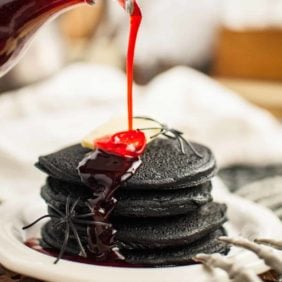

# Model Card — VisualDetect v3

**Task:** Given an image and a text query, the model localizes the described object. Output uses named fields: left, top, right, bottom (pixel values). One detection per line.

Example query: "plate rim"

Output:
left=0, top=189, right=281, bottom=282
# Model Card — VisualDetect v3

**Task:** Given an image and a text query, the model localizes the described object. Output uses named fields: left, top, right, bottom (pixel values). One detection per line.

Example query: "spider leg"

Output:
left=70, top=197, right=80, bottom=214
left=66, top=196, right=71, bottom=217
left=163, top=132, right=177, bottom=140
left=112, top=246, right=125, bottom=260
left=54, top=223, right=70, bottom=264
left=137, top=127, right=163, bottom=131
left=162, top=131, right=185, bottom=153
left=48, top=204, right=65, bottom=217
left=134, top=116, right=163, bottom=127
left=74, top=219, right=112, bottom=227
left=194, top=253, right=262, bottom=282
left=22, top=215, right=55, bottom=230
left=170, top=129, right=184, bottom=135
left=134, top=117, right=204, bottom=158
left=220, top=236, right=282, bottom=275
left=255, top=238, right=282, bottom=250
left=175, top=135, right=185, bottom=154
left=180, top=136, right=203, bottom=158
left=135, top=116, right=169, bottom=138
left=69, top=221, right=87, bottom=258
left=85, top=201, right=94, bottom=212
left=137, top=127, right=165, bottom=139
left=150, top=130, right=164, bottom=139
left=53, top=218, right=66, bottom=228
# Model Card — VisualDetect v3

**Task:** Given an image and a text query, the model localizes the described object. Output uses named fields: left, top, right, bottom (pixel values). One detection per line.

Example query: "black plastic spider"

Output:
left=135, top=116, right=203, bottom=158
left=23, top=197, right=111, bottom=264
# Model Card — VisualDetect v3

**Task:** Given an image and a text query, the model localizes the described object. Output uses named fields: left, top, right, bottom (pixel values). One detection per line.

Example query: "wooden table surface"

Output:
left=215, top=78, right=282, bottom=120
left=0, top=264, right=279, bottom=282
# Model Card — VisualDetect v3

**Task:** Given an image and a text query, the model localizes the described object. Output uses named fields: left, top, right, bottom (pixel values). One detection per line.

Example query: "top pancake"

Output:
left=36, top=138, right=216, bottom=190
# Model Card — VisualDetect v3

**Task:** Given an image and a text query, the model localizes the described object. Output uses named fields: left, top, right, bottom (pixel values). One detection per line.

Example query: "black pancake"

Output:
left=36, top=138, right=216, bottom=190
left=122, top=228, right=229, bottom=266
left=41, top=223, right=228, bottom=266
left=115, top=182, right=213, bottom=217
left=41, top=177, right=213, bottom=217
left=123, top=138, right=216, bottom=190
left=36, top=144, right=89, bottom=184
left=114, top=202, right=227, bottom=249
left=43, top=202, right=227, bottom=250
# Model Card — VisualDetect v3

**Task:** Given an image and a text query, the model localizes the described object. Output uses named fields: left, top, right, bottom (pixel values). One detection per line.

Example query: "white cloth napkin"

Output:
left=0, top=63, right=281, bottom=199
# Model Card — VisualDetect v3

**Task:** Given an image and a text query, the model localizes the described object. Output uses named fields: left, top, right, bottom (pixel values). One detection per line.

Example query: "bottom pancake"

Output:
left=41, top=223, right=229, bottom=266
left=123, top=228, right=229, bottom=266
left=44, top=202, right=227, bottom=250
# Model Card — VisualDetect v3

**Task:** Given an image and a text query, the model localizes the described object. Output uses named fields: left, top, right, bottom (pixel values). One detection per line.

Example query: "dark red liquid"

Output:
left=118, top=0, right=142, bottom=130
left=126, top=2, right=142, bottom=130
left=18, top=0, right=144, bottom=264
left=0, top=0, right=92, bottom=77
left=78, top=149, right=142, bottom=261
left=25, top=238, right=145, bottom=268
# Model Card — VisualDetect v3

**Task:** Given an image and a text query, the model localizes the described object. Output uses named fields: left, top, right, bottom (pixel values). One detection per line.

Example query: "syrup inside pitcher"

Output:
left=0, top=0, right=95, bottom=77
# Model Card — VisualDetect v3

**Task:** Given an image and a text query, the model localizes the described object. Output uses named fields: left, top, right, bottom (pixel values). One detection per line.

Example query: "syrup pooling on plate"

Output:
left=25, top=238, right=145, bottom=267
left=77, top=130, right=145, bottom=260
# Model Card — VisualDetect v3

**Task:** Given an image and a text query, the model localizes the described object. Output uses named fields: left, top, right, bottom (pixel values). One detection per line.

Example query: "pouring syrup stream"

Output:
left=24, top=0, right=145, bottom=263
left=127, top=2, right=142, bottom=130
left=119, top=0, right=142, bottom=130
left=76, top=1, right=144, bottom=261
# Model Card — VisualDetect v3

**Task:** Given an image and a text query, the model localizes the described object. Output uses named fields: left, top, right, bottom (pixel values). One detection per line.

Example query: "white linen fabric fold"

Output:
left=0, top=64, right=281, bottom=201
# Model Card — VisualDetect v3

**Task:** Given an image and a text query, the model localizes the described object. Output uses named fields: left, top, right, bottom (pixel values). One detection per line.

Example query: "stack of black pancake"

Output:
left=36, top=138, right=229, bottom=266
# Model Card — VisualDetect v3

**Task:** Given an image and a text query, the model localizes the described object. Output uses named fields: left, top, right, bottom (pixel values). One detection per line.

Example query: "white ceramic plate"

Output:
left=0, top=179, right=282, bottom=282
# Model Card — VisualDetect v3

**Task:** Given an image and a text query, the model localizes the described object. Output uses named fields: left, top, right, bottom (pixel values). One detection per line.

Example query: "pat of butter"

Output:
left=82, top=117, right=162, bottom=150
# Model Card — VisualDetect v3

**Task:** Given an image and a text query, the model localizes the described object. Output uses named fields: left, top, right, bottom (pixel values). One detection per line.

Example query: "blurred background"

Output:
left=0, top=2, right=282, bottom=279
left=0, top=0, right=282, bottom=221
left=1, top=0, right=282, bottom=119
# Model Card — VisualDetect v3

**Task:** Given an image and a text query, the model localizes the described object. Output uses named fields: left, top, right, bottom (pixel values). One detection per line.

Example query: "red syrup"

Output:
left=20, top=0, right=145, bottom=265
left=24, top=130, right=146, bottom=264
left=74, top=1, right=144, bottom=263
left=77, top=144, right=143, bottom=261
left=24, top=131, right=146, bottom=264
left=25, top=238, right=145, bottom=268
left=0, top=0, right=93, bottom=77
left=118, top=0, right=142, bottom=130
